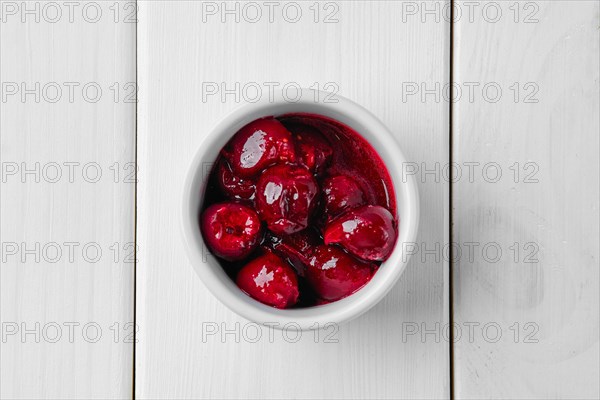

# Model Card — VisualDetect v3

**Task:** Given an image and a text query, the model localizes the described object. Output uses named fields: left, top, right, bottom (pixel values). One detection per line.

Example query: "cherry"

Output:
left=222, top=118, right=296, bottom=178
left=265, top=228, right=321, bottom=276
left=306, top=245, right=374, bottom=301
left=255, top=164, right=319, bottom=235
left=321, top=175, right=366, bottom=220
left=236, top=251, right=300, bottom=309
left=201, top=202, right=262, bottom=261
left=217, top=158, right=256, bottom=200
left=287, top=124, right=333, bottom=175
left=323, top=205, right=397, bottom=261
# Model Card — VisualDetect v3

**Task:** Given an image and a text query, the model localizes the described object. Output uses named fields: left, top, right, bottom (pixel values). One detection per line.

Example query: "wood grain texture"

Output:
left=0, top=2, right=136, bottom=398
left=136, top=1, right=450, bottom=398
left=453, top=1, right=600, bottom=399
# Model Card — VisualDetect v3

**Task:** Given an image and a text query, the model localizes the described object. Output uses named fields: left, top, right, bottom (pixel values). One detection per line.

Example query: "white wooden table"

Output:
left=1, top=1, right=598, bottom=399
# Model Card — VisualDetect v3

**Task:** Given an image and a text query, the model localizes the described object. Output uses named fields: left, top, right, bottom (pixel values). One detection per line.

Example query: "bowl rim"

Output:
left=181, top=88, right=420, bottom=330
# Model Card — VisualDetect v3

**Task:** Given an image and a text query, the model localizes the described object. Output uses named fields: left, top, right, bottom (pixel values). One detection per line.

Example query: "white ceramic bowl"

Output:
left=182, top=89, right=419, bottom=330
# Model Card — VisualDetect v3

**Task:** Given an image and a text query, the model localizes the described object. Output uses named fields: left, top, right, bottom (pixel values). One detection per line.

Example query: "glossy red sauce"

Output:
left=278, top=113, right=396, bottom=216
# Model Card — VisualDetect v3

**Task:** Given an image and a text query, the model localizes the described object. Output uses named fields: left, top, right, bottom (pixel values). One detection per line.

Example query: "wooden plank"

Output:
left=136, top=1, right=450, bottom=398
left=453, top=1, right=600, bottom=398
left=0, top=2, right=136, bottom=398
